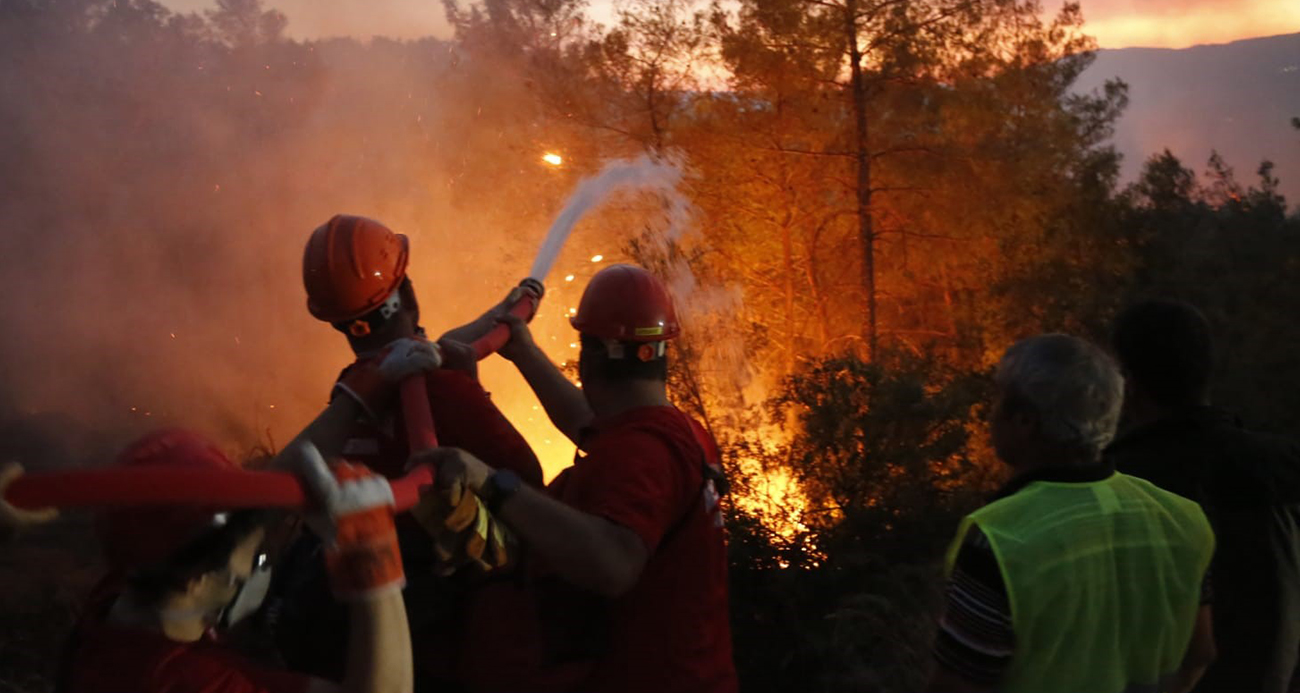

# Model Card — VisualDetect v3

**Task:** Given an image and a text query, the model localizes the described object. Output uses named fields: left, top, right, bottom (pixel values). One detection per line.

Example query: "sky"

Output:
left=161, top=0, right=1300, bottom=49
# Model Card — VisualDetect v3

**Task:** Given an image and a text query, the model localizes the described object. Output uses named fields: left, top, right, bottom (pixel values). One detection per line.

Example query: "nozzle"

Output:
left=519, top=277, right=545, bottom=301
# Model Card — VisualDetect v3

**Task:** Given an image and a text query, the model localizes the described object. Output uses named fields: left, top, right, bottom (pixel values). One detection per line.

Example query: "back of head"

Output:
left=997, top=334, right=1126, bottom=459
left=1111, top=300, right=1213, bottom=408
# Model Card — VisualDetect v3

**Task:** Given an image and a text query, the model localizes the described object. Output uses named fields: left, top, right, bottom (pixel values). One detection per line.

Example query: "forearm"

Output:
left=512, top=345, right=593, bottom=443
left=438, top=311, right=499, bottom=346
left=273, top=397, right=364, bottom=470
left=497, top=485, right=641, bottom=596
left=342, top=591, right=413, bottom=693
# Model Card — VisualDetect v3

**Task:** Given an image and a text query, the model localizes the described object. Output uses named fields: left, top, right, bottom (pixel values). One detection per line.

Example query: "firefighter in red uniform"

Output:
left=271, top=215, right=545, bottom=689
left=63, top=336, right=443, bottom=693
left=64, top=418, right=425, bottom=691
left=423, top=264, right=739, bottom=693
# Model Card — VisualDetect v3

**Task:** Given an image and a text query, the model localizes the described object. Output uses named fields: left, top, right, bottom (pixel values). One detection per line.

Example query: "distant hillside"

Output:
left=1075, top=33, right=1300, bottom=207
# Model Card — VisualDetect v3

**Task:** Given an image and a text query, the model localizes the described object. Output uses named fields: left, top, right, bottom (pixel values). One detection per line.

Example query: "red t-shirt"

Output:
left=545, top=405, right=738, bottom=693
left=65, top=583, right=312, bottom=693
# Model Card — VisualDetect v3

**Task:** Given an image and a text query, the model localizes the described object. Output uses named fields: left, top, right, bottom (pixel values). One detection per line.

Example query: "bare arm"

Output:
left=273, top=396, right=366, bottom=470
left=498, top=316, right=594, bottom=444
left=497, top=483, right=646, bottom=596
left=305, top=575, right=414, bottom=693
left=275, top=337, right=442, bottom=470
left=419, top=448, right=646, bottom=597
left=438, top=287, right=528, bottom=345
left=1165, top=605, right=1215, bottom=693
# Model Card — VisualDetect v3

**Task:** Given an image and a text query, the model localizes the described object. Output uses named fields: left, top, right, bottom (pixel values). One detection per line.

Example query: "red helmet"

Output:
left=303, top=215, right=410, bottom=323
left=96, top=430, right=239, bottom=572
left=571, top=264, right=681, bottom=342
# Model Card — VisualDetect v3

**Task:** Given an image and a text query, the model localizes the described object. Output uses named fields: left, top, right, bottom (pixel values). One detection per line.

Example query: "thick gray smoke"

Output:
left=0, top=0, right=609, bottom=471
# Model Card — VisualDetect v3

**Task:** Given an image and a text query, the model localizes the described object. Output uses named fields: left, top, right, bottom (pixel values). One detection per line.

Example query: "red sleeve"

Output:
left=421, top=370, right=544, bottom=486
left=171, top=645, right=314, bottom=693
left=562, top=431, right=696, bottom=553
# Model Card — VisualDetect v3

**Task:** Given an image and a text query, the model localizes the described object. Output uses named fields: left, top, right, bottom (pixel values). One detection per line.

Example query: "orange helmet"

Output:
left=96, top=429, right=240, bottom=571
left=303, top=215, right=410, bottom=324
left=571, top=264, right=681, bottom=343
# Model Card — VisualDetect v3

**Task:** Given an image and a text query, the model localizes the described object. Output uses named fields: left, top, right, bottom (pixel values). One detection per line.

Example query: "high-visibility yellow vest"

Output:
left=945, top=472, right=1214, bottom=693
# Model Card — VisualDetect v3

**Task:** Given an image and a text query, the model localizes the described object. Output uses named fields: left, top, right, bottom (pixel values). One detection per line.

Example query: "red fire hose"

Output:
left=5, top=282, right=542, bottom=513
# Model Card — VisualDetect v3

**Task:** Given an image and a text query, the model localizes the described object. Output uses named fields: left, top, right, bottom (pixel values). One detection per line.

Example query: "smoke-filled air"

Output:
left=3, top=0, right=1300, bottom=691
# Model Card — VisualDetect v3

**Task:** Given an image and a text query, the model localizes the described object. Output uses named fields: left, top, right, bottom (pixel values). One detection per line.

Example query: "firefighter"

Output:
left=64, top=432, right=412, bottom=693
left=298, top=214, right=542, bottom=485
left=276, top=214, right=544, bottom=688
left=63, top=337, right=439, bottom=693
left=422, top=263, right=738, bottom=693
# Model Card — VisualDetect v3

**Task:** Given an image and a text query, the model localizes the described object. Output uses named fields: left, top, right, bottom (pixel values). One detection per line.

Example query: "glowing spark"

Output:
left=564, top=274, right=575, bottom=282
left=590, top=254, right=604, bottom=262
left=542, top=152, right=563, bottom=167
left=170, top=333, right=176, bottom=339
left=254, top=90, right=263, bottom=97
left=568, top=307, right=577, bottom=315
left=269, top=404, right=276, bottom=409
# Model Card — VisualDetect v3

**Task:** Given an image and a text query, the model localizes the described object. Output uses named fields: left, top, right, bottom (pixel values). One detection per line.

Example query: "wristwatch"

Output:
left=479, top=470, right=522, bottom=514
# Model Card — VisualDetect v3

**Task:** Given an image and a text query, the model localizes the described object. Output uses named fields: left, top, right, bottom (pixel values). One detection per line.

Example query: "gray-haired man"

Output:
left=928, top=334, right=1217, bottom=693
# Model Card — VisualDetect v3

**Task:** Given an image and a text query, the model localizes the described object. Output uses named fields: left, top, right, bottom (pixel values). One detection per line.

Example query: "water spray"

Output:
left=5, top=157, right=678, bottom=514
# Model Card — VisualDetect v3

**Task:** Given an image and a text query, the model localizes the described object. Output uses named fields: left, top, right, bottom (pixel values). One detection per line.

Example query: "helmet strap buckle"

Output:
left=602, top=339, right=665, bottom=361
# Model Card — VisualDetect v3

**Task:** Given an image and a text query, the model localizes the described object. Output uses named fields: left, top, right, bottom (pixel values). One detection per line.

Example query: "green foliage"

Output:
left=725, top=353, right=996, bottom=693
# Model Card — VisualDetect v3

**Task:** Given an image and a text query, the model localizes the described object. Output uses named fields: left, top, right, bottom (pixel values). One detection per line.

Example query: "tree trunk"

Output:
left=844, top=0, right=876, bottom=360
left=782, top=213, right=797, bottom=374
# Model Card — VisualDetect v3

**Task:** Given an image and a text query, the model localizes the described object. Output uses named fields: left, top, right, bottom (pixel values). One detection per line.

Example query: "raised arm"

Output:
left=274, top=338, right=443, bottom=469
left=299, top=448, right=414, bottom=693
left=497, top=313, right=594, bottom=444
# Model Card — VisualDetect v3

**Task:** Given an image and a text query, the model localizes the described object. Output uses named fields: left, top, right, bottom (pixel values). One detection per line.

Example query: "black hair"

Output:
left=579, top=335, right=669, bottom=383
left=1112, top=299, right=1214, bottom=408
left=126, top=509, right=270, bottom=607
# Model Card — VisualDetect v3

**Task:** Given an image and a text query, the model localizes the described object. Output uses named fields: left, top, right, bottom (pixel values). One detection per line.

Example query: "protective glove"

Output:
left=409, top=451, right=513, bottom=574
left=296, top=442, right=404, bottom=600
left=411, top=489, right=513, bottom=574
left=333, top=337, right=442, bottom=420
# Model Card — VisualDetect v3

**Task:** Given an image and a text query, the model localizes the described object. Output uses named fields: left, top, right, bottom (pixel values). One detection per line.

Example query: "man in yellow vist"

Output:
left=927, top=334, right=1216, bottom=693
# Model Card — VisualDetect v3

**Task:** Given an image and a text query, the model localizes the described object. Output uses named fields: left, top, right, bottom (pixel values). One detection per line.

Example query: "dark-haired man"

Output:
left=424, top=264, right=737, bottom=693
left=1107, top=300, right=1300, bottom=693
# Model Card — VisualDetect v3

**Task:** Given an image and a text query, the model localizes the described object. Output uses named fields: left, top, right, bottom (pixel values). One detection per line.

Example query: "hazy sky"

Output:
left=162, top=0, right=1300, bottom=49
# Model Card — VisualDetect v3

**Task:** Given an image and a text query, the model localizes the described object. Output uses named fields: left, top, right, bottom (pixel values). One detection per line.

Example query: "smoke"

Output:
left=0, top=0, right=608, bottom=474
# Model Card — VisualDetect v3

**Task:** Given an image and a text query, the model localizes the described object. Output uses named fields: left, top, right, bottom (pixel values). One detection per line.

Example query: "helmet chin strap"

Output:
left=603, top=339, right=666, bottom=362
left=342, top=289, right=404, bottom=339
